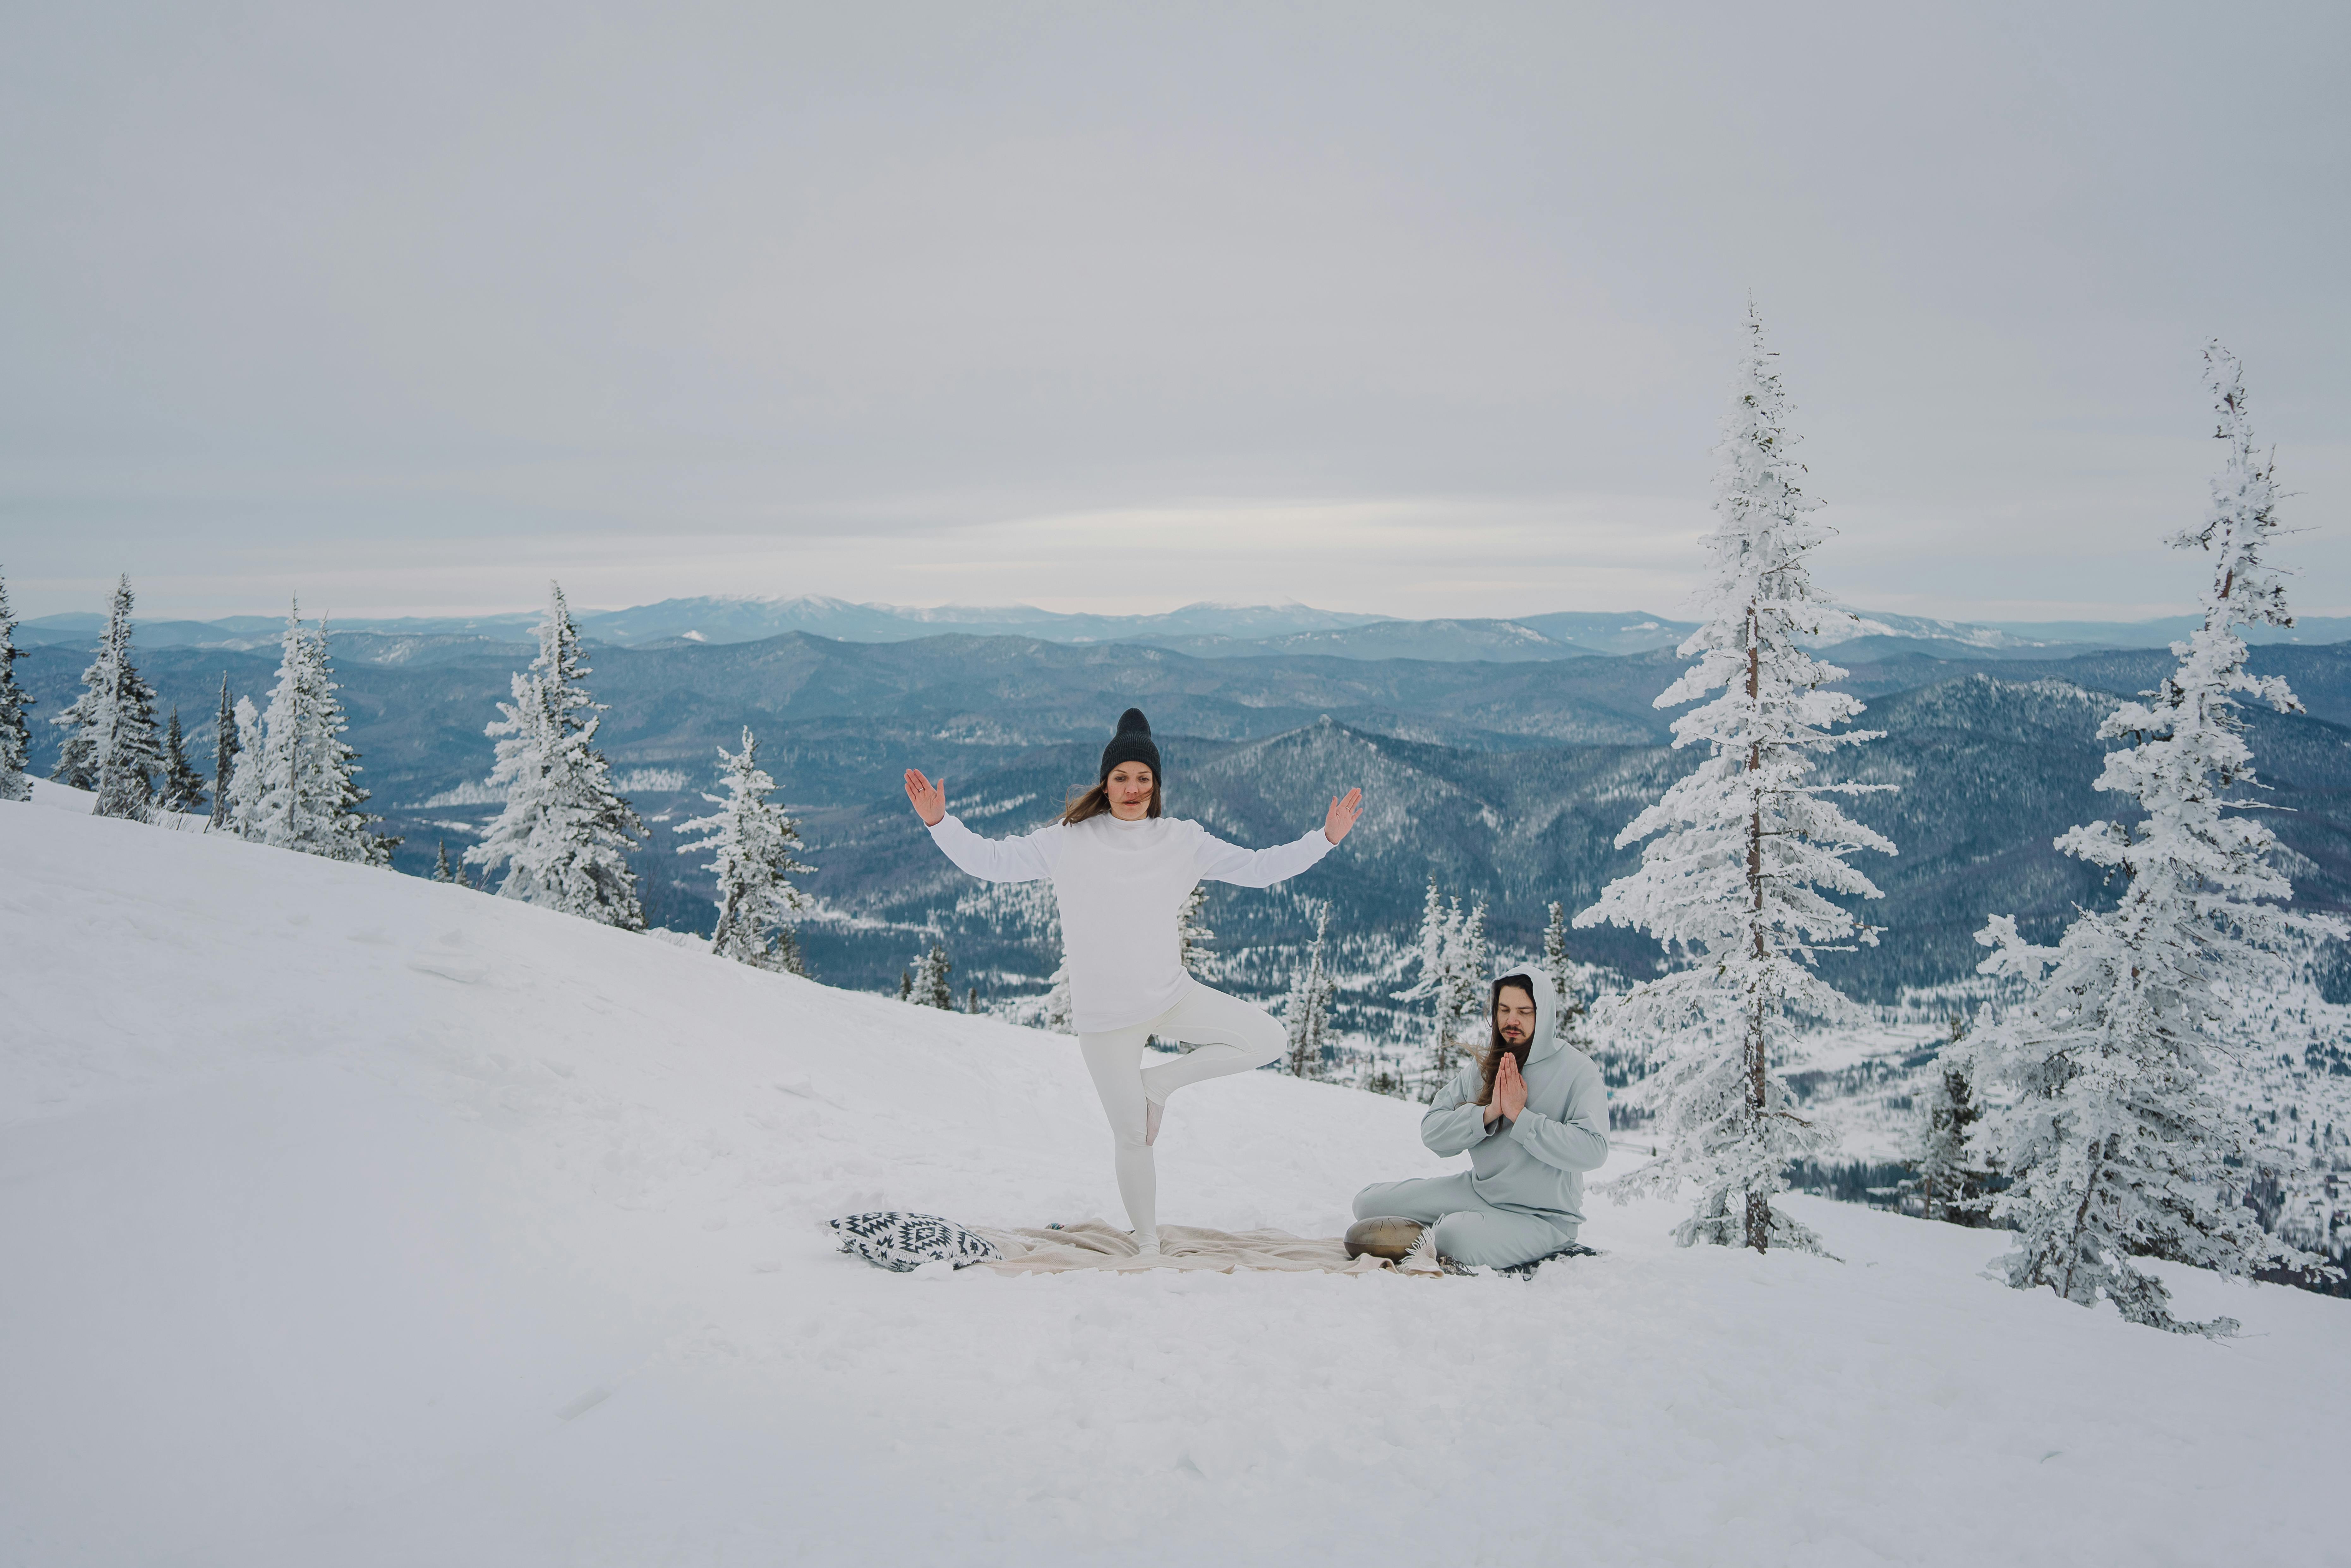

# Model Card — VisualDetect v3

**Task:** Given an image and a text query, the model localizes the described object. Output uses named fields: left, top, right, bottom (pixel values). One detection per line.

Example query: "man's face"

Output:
left=1106, top=762, right=1154, bottom=820
left=1494, top=985, right=1537, bottom=1046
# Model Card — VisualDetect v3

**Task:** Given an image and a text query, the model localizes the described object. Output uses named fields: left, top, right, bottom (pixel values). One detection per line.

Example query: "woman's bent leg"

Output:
left=1076, top=1025, right=1159, bottom=1250
left=1136, top=984, right=1287, bottom=1104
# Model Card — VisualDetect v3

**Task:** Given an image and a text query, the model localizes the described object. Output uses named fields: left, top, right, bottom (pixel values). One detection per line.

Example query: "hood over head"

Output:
left=1491, top=963, right=1562, bottom=1063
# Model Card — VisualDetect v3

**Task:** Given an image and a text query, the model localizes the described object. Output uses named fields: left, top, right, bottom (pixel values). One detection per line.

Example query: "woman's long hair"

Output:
left=1060, top=774, right=1163, bottom=825
left=1474, top=976, right=1540, bottom=1107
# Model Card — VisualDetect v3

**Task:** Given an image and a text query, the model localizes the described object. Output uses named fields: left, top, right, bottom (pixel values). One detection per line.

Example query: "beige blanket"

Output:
left=971, top=1218, right=1441, bottom=1276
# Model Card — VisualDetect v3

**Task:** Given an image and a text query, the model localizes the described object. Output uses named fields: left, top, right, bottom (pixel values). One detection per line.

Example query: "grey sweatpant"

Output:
left=1353, top=1173, right=1577, bottom=1267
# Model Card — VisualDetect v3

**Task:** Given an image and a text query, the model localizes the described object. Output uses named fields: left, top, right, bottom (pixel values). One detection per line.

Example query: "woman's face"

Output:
left=1106, top=762, right=1155, bottom=820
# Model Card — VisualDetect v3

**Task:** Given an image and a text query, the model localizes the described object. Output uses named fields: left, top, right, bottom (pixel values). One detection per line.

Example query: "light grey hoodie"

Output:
left=1420, top=962, right=1609, bottom=1227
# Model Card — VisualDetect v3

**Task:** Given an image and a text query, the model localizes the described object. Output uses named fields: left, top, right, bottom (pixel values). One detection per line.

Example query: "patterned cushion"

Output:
left=828, top=1211, right=1000, bottom=1273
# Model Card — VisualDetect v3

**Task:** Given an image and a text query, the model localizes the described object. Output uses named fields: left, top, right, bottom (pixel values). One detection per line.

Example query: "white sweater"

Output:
left=925, top=810, right=1335, bottom=1034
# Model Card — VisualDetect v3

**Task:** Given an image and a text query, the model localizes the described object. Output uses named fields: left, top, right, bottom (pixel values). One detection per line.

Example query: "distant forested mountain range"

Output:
left=19, top=628, right=2351, bottom=1018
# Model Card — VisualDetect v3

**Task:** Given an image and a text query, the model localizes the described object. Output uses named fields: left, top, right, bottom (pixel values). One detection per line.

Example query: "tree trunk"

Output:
left=1744, top=625, right=1770, bottom=1253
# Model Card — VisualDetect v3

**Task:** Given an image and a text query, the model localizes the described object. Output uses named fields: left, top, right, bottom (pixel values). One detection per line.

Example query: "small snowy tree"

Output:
left=1963, top=344, right=2344, bottom=1335
left=1176, top=883, right=1219, bottom=979
left=248, top=604, right=388, bottom=862
left=1284, top=903, right=1337, bottom=1078
left=1430, top=898, right=1489, bottom=1090
left=0, top=568, right=31, bottom=803
left=51, top=574, right=163, bottom=821
left=156, top=707, right=208, bottom=816
left=675, top=726, right=814, bottom=976
left=1576, top=304, right=1896, bottom=1255
left=1541, top=902, right=1572, bottom=1011
left=466, top=583, right=646, bottom=928
left=1901, top=1018, right=1991, bottom=1225
left=908, top=940, right=954, bottom=1009
left=222, top=697, right=267, bottom=838
left=431, top=840, right=465, bottom=885
left=208, top=674, right=238, bottom=829
left=1393, top=878, right=1467, bottom=1091
left=1044, top=959, right=1074, bottom=1033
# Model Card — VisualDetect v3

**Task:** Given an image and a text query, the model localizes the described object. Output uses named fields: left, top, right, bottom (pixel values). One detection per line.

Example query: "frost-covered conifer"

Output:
left=1963, top=344, right=2343, bottom=1334
left=0, top=569, right=31, bottom=803
left=1577, top=305, right=1895, bottom=1255
left=676, top=726, right=813, bottom=975
left=1176, top=883, right=1219, bottom=979
left=156, top=707, right=208, bottom=816
left=466, top=583, right=646, bottom=928
left=51, top=574, right=163, bottom=820
left=1044, top=960, right=1074, bottom=1033
left=1541, top=902, right=1572, bottom=1013
left=223, top=696, right=267, bottom=838
left=909, top=940, right=954, bottom=1008
left=1393, top=878, right=1459, bottom=1085
left=431, top=840, right=462, bottom=884
left=1902, top=1023, right=1991, bottom=1226
left=1431, top=898, right=1489, bottom=1090
left=249, top=605, right=388, bottom=862
left=1284, top=904, right=1337, bottom=1078
left=208, top=675, right=238, bottom=829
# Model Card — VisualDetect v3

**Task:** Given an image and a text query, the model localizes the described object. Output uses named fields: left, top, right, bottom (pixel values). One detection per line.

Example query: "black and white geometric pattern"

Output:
left=828, top=1211, right=1000, bottom=1273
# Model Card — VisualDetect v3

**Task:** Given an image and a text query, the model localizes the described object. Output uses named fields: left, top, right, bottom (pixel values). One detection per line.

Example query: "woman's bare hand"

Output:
left=1323, top=787, right=1364, bottom=844
left=904, top=768, right=947, bottom=827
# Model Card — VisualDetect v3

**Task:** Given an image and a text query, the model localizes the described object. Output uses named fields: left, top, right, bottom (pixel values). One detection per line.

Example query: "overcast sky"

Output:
left=2, top=2, right=2345, bottom=624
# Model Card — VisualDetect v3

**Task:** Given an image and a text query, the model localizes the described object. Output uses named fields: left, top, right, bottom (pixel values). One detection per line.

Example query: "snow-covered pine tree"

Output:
left=1176, top=883, right=1219, bottom=979
left=675, top=726, right=814, bottom=976
left=1576, top=303, right=1895, bottom=1255
left=208, top=674, right=237, bottom=829
left=1541, top=901, right=1572, bottom=1012
left=965, top=984, right=980, bottom=1014
left=249, top=605, right=389, bottom=862
left=897, top=969, right=913, bottom=1001
left=0, top=568, right=31, bottom=803
left=1284, top=903, right=1337, bottom=1078
left=50, top=574, right=163, bottom=820
left=1431, top=898, right=1489, bottom=1090
left=908, top=940, right=954, bottom=1008
left=465, top=583, right=646, bottom=928
left=1044, top=960, right=1073, bottom=1033
left=1393, top=878, right=1465, bottom=1092
left=156, top=707, right=208, bottom=816
left=1962, top=343, right=2344, bottom=1335
left=1901, top=1018, right=1991, bottom=1226
left=431, top=840, right=461, bottom=884
left=223, top=696, right=267, bottom=838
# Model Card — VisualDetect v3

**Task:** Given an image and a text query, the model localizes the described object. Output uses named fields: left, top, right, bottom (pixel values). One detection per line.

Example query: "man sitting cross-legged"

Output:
left=1352, top=964, right=1608, bottom=1268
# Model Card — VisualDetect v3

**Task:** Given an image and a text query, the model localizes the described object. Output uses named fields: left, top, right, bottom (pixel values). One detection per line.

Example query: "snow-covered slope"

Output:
left=2, top=806, right=2344, bottom=1566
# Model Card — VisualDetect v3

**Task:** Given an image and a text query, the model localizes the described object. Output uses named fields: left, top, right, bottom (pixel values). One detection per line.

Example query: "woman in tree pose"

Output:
left=905, top=708, right=1363, bottom=1255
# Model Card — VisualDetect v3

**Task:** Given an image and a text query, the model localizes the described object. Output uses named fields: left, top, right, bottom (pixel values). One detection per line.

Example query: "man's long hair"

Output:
left=1473, top=975, right=1540, bottom=1107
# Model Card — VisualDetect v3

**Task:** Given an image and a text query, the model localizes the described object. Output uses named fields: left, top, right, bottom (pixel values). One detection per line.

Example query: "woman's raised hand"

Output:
left=904, top=768, right=947, bottom=827
left=1323, top=787, right=1364, bottom=844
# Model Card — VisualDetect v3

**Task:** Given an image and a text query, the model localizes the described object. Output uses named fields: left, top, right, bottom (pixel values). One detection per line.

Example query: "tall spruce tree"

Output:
left=676, top=726, right=814, bottom=975
left=156, top=706, right=208, bottom=816
left=0, top=568, right=31, bottom=803
left=1962, top=344, right=2342, bottom=1335
left=1284, top=903, right=1337, bottom=1078
left=1393, top=878, right=1459, bottom=1088
left=466, top=583, right=646, bottom=928
left=208, top=674, right=238, bottom=829
left=1434, top=898, right=1489, bottom=1090
left=222, top=696, right=268, bottom=838
left=1577, top=304, right=1895, bottom=1255
left=51, top=574, right=163, bottom=821
left=249, top=604, right=388, bottom=862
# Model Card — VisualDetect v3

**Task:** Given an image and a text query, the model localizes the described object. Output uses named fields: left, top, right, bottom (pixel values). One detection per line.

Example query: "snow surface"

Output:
left=3, top=802, right=2346, bottom=1566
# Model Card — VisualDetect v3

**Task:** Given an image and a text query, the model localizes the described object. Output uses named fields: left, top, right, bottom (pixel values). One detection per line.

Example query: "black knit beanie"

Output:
left=1099, top=707, right=1161, bottom=783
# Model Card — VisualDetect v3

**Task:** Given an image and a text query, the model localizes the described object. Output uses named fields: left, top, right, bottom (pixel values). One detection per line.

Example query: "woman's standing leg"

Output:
left=1076, top=1024, right=1159, bottom=1252
left=1136, top=984, right=1287, bottom=1106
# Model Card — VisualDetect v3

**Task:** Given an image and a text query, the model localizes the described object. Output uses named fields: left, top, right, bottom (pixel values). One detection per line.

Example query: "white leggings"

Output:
left=1077, top=984, right=1286, bottom=1248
